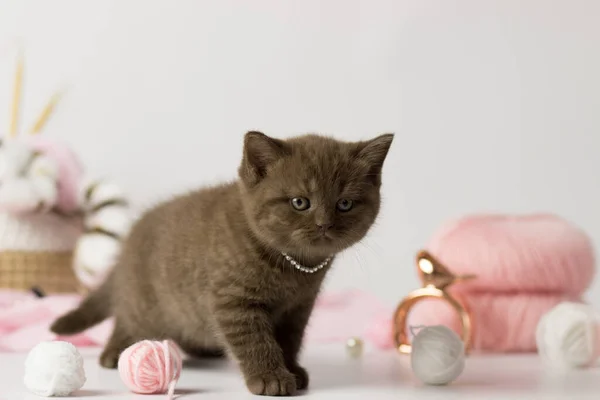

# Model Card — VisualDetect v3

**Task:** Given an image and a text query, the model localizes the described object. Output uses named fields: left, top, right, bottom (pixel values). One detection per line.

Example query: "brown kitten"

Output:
left=51, top=131, right=394, bottom=396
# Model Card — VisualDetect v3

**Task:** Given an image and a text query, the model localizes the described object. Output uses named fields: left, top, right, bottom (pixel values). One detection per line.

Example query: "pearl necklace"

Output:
left=281, top=252, right=332, bottom=274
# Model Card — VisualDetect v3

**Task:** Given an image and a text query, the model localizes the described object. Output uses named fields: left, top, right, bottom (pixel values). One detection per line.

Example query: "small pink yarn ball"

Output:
left=118, top=340, right=182, bottom=399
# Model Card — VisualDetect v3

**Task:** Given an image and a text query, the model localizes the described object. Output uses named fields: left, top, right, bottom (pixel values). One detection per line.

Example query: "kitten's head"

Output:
left=238, top=131, right=393, bottom=258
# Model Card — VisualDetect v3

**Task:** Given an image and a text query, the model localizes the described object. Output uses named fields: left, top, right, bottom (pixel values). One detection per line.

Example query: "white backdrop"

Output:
left=1, top=0, right=599, bottom=306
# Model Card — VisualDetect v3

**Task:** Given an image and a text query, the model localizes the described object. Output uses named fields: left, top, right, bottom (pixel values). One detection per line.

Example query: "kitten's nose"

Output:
left=316, top=223, right=333, bottom=233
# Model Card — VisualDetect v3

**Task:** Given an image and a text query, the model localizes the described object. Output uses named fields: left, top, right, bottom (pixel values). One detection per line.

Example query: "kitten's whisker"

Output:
left=349, top=248, right=366, bottom=274
left=345, top=228, right=384, bottom=260
left=338, top=229, right=386, bottom=276
left=358, top=240, right=383, bottom=260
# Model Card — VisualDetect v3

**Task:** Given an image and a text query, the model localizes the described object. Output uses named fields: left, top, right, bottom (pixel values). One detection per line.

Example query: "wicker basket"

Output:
left=0, top=250, right=81, bottom=294
left=0, top=212, right=84, bottom=294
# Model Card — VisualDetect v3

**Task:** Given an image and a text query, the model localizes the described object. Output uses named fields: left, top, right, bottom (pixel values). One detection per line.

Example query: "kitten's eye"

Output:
left=336, top=199, right=353, bottom=212
left=291, top=197, right=311, bottom=211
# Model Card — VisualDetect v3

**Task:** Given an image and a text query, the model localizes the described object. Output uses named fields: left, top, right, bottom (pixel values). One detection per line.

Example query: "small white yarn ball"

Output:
left=24, top=341, right=86, bottom=397
left=536, top=301, right=598, bottom=369
left=410, top=325, right=465, bottom=385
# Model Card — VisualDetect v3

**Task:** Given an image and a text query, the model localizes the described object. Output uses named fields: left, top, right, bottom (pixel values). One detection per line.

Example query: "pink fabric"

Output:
left=410, top=213, right=596, bottom=353
left=306, top=289, right=392, bottom=345
left=27, top=137, right=83, bottom=213
left=0, top=289, right=112, bottom=352
left=0, top=289, right=391, bottom=352
left=363, top=314, right=395, bottom=349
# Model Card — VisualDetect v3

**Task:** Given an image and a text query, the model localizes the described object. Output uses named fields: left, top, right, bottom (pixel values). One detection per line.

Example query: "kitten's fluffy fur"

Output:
left=51, top=131, right=394, bottom=396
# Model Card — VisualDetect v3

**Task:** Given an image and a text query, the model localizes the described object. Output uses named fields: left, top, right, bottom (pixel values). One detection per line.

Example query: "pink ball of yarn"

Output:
left=427, top=213, right=595, bottom=295
left=118, top=340, right=182, bottom=399
left=406, top=213, right=596, bottom=353
left=408, top=291, right=581, bottom=352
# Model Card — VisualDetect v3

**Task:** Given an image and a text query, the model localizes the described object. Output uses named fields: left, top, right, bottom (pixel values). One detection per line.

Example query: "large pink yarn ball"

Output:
left=118, top=340, right=182, bottom=399
left=408, top=213, right=595, bottom=353
left=426, top=213, right=595, bottom=295
left=408, top=291, right=580, bottom=352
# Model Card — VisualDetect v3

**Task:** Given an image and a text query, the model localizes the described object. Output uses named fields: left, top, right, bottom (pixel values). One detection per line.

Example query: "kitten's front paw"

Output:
left=99, top=349, right=120, bottom=369
left=288, top=364, right=309, bottom=390
left=245, top=368, right=297, bottom=396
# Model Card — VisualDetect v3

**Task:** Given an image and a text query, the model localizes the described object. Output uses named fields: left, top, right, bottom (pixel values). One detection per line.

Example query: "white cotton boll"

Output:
left=0, top=145, right=59, bottom=213
left=30, top=176, right=59, bottom=209
left=536, top=302, right=598, bottom=369
left=24, top=341, right=86, bottom=397
left=410, top=325, right=465, bottom=385
left=0, top=178, right=43, bottom=213
left=90, top=181, right=125, bottom=203
left=85, top=206, right=131, bottom=237
left=79, top=178, right=127, bottom=209
left=0, top=139, right=33, bottom=177
left=73, top=234, right=121, bottom=288
left=27, top=155, right=60, bottom=181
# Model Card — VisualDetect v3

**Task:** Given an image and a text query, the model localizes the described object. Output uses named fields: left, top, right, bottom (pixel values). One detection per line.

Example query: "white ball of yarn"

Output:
left=410, top=325, right=465, bottom=385
left=24, top=341, right=86, bottom=396
left=536, top=301, right=598, bottom=369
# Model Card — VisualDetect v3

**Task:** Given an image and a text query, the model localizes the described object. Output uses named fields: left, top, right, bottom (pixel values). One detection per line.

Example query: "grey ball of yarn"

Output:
left=410, top=325, right=466, bottom=385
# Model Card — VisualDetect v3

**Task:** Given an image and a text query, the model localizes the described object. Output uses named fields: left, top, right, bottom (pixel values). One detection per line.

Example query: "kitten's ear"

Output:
left=355, top=133, right=394, bottom=186
left=240, top=131, right=290, bottom=185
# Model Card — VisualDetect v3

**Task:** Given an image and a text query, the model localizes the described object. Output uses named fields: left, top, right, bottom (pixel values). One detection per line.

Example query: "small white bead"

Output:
left=346, top=337, right=364, bottom=358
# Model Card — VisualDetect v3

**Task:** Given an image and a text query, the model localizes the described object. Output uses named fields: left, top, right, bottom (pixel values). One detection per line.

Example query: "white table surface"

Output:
left=2, top=344, right=599, bottom=400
